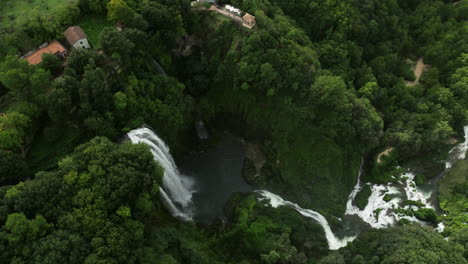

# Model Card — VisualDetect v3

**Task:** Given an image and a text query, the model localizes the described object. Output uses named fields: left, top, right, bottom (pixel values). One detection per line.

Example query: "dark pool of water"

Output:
left=180, top=136, right=252, bottom=223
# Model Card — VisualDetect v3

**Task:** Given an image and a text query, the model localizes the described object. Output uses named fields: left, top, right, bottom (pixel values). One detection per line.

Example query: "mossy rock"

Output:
left=414, top=208, right=438, bottom=225
left=398, top=218, right=411, bottom=226
left=403, top=200, right=425, bottom=207
left=242, top=157, right=268, bottom=186
left=355, top=185, right=372, bottom=210
left=383, top=194, right=398, bottom=202
left=414, top=173, right=426, bottom=186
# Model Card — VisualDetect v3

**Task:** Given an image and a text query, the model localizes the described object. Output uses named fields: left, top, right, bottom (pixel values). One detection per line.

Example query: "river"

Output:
left=180, top=136, right=252, bottom=223
left=127, top=125, right=468, bottom=250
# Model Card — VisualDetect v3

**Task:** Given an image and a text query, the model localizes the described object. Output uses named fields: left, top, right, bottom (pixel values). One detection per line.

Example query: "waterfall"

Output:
left=345, top=161, right=364, bottom=213
left=195, top=120, right=209, bottom=139
left=257, top=190, right=356, bottom=250
left=445, top=125, right=468, bottom=168
left=128, top=127, right=195, bottom=220
left=345, top=125, right=468, bottom=229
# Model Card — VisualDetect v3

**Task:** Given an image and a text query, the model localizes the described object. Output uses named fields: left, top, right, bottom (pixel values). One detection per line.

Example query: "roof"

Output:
left=243, top=13, right=256, bottom=23
left=24, top=41, right=67, bottom=65
left=64, top=26, right=87, bottom=45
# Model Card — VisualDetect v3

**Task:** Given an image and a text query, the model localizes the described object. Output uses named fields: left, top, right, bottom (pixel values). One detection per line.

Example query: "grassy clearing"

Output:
left=0, top=0, right=76, bottom=25
left=79, top=15, right=113, bottom=49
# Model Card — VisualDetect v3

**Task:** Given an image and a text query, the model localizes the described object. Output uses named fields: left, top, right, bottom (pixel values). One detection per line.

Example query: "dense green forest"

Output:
left=0, top=0, right=467, bottom=263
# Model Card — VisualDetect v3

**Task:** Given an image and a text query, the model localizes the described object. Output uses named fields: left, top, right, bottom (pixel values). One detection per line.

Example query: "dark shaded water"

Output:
left=180, top=136, right=252, bottom=223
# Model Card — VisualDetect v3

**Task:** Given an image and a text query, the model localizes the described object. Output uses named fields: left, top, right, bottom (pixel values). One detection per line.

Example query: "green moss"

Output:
left=204, top=86, right=362, bottom=216
left=394, top=208, right=413, bottom=216
left=403, top=200, right=425, bottom=207
left=271, top=124, right=362, bottom=215
left=383, top=193, right=398, bottom=202
left=414, top=173, right=426, bottom=186
left=373, top=208, right=383, bottom=221
left=398, top=218, right=411, bottom=226
left=413, top=208, right=438, bottom=225
left=355, top=185, right=371, bottom=210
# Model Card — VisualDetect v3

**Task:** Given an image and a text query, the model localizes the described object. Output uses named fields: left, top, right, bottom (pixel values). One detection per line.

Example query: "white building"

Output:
left=64, top=26, right=91, bottom=49
left=225, top=5, right=241, bottom=15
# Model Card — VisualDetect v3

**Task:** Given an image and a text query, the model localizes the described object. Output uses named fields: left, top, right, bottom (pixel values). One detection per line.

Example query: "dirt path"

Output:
left=405, top=57, right=429, bottom=86
left=377, top=147, right=394, bottom=163
left=209, top=5, right=243, bottom=24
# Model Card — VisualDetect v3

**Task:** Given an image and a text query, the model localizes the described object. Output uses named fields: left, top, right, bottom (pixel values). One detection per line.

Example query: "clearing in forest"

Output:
left=405, top=57, right=429, bottom=86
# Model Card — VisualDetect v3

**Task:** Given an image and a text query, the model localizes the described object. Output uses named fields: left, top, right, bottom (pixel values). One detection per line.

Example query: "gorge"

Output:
left=127, top=125, right=468, bottom=250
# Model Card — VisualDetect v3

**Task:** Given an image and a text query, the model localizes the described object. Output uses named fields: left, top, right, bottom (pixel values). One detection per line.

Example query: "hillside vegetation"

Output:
left=0, top=0, right=467, bottom=263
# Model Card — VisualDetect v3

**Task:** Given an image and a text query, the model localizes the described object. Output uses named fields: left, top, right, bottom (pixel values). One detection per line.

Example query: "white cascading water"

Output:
left=128, top=127, right=195, bottom=220
left=346, top=125, right=468, bottom=229
left=257, top=190, right=356, bottom=250
left=445, top=125, right=468, bottom=169
left=346, top=182, right=402, bottom=228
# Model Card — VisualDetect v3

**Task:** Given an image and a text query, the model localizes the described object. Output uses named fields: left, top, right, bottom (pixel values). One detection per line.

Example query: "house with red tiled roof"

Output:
left=22, top=41, right=68, bottom=65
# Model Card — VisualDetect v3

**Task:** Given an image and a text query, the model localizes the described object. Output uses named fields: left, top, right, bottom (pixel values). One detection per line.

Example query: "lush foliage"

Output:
left=320, top=225, right=467, bottom=264
left=439, top=158, right=468, bottom=245
left=0, top=137, right=163, bottom=263
left=0, top=0, right=467, bottom=262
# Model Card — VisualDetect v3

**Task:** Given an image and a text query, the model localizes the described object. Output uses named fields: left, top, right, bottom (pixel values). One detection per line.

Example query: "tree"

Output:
left=0, top=150, right=28, bottom=186
left=54, top=2, right=81, bottom=27
left=308, top=75, right=354, bottom=137
left=0, top=55, right=51, bottom=103
left=107, top=0, right=134, bottom=24
left=351, top=96, right=383, bottom=148
left=86, top=0, right=108, bottom=14
left=67, top=49, right=104, bottom=75
left=100, top=27, right=135, bottom=60
left=0, top=137, right=163, bottom=263
left=40, top=53, right=62, bottom=76
left=80, top=63, right=110, bottom=115
left=0, top=112, right=31, bottom=152
left=325, top=225, right=467, bottom=264
left=318, top=252, right=345, bottom=264
left=4, top=213, right=51, bottom=258
left=48, top=73, right=80, bottom=123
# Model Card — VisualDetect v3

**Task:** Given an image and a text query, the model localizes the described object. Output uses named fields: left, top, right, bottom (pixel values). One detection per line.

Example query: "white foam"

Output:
left=128, top=127, right=195, bottom=220
left=257, top=190, right=356, bottom=250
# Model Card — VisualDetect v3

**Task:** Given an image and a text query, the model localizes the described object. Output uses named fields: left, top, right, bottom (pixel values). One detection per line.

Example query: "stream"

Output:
left=128, top=125, right=468, bottom=250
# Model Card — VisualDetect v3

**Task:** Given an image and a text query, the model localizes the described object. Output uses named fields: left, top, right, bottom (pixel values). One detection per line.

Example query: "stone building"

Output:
left=64, top=26, right=91, bottom=49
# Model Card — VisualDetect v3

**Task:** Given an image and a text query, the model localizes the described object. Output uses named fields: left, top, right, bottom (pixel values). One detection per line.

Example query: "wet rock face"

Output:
left=242, top=142, right=267, bottom=185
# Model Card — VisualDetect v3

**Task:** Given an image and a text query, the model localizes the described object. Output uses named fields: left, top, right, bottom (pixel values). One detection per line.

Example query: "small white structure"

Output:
left=64, top=26, right=91, bottom=49
left=225, top=5, right=241, bottom=15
